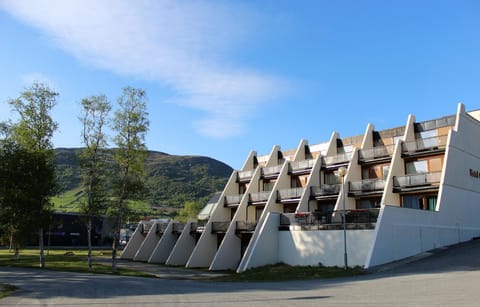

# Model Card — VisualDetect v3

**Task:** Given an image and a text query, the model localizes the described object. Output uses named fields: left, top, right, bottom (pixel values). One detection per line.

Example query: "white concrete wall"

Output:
left=279, top=228, right=375, bottom=267
left=237, top=212, right=280, bottom=272
left=166, top=220, right=197, bottom=266
left=366, top=104, right=480, bottom=268
left=120, top=222, right=147, bottom=260
left=148, top=221, right=178, bottom=263
left=186, top=169, right=240, bottom=268
left=133, top=222, right=164, bottom=261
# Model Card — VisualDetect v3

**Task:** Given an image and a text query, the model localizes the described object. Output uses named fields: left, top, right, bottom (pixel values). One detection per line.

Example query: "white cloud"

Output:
left=1, top=0, right=285, bottom=138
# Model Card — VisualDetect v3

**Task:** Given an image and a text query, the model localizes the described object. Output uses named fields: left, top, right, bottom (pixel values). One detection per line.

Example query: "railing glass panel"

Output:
left=278, top=187, right=305, bottom=200
left=289, top=159, right=316, bottom=171
left=323, top=152, right=353, bottom=165
left=393, top=171, right=442, bottom=187
left=262, top=165, right=283, bottom=176
left=358, top=144, right=394, bottom=161
left=402, top=135, right=448, bottom=153
left=310, top=184, right=341, bottom=196
left=349, top=179, right=386, bottom=193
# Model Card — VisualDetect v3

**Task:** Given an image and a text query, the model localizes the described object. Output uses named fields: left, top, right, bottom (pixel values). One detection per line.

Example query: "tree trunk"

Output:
left=39, top=228, right=45, bottom=268
left=14, top=245, right=19, bottom=260
left=88, top=217, right=93, bottom=271
left=112, top=197, right=124, bottom=273
left=9, top=229, right=13, bottom=252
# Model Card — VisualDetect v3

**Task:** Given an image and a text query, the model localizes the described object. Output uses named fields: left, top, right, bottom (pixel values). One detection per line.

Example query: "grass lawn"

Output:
left=0, top=248, right=153, bottom=278
left=213, top=263, right=366, bottom=282
left=0, top=284, right=18, bottom=299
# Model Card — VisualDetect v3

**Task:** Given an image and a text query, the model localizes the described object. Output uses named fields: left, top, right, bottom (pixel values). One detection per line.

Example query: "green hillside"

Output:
left=52, top=148, right=232, bottom=217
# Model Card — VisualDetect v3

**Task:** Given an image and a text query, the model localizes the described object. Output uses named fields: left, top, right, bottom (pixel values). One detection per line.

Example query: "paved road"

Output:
left=1, top=240, right=480, bottom=306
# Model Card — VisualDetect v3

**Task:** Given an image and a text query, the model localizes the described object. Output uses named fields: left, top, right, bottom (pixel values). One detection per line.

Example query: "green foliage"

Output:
left=79, top=95, right=111, bottom=218
left=111, top=87, right=149, bottom=202
left=214, top=263, right=366, bottom=282
left=0, top=83, right=59, bottom=253
left=8, top=82, right=58, bottom=151
left=176, top=201, right=203, bottom=222
left=0, top=249, right=154, bottom=277
left=52, top=149, right=232, bottom=215
left=0, top=142, right=56, bottom=247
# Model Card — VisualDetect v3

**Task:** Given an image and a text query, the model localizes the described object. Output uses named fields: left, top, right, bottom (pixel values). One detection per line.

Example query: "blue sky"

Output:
left=1, top=1, right=479, bottom=169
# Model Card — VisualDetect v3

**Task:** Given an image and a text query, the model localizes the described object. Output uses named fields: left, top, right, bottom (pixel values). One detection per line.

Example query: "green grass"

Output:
left=0, top=249, right=153, bottom=278
left=51, top=187, right=85, bottom=212
left=213, top=263, right=366, bottom=282
left=0, top=284, right=18, bottom=299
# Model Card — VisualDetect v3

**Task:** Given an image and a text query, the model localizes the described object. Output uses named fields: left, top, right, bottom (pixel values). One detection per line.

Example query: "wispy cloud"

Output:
left=1, top=0, right=286, bottom=138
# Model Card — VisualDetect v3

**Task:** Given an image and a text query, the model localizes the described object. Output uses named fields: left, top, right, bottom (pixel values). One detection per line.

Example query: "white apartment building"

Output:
left=122, top=103, right=480, bottom=272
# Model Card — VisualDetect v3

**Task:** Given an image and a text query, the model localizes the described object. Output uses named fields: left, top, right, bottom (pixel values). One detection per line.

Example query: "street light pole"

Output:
left=338, top=166, right=348, bottom=269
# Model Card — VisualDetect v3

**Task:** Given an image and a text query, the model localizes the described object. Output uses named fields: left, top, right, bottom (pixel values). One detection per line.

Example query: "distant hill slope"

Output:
left=54, top=148, right=233, bottom=211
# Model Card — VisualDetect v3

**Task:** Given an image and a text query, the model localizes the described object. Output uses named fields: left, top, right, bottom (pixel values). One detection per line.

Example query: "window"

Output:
left=263, top=180, right=275, bottom=191
left=418, top=130, right=438, bottom=149
left=357, top=199, right=380, bottom=209
left=406, top=160, right=428, bottom=174
left=427, top=196, right=437, bottom=211
left=325, top=171, right=340, bottom=184
left=402, top=195, right=421, bottom=209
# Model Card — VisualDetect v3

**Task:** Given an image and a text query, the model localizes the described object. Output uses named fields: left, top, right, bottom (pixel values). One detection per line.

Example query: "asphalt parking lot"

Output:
left=1, top=239, right=480, bottom=306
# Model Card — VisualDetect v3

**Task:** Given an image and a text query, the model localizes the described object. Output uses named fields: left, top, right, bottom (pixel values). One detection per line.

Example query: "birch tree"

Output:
left=7, top=82, right=58, bottom=267
left=111, top=87, right=149, bottom=272
left=79, top=94, right=111, bottom=271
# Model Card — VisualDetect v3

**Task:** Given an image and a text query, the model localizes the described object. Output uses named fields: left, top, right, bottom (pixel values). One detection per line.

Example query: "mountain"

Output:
left=53, top=148, right=233, bottom=215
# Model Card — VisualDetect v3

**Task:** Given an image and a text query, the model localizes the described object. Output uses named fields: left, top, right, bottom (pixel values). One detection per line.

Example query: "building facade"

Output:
left=122, top=103, right=480, bottom=272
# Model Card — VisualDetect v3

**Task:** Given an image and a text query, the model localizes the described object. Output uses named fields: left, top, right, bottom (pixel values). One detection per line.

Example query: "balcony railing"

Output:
left=289, top=159, right=316, bottom=173
left=236, top=221, right=257, bottom=232
left=249, top=191, right=271, bottom=203
left=277, top=187, right=305, bottom=201
left=141, top=223, right=152, bottom=235
left=310, top=184, right=341, bottom=197
left=224, top=194, right=244, bottom=206
left=322, top=152, right=353, bottom=166
left=358, top=145, right=394, bottom=162
left=172, top=223, right=184, bottom=233
left=393, top=172, right=441, bottom=189
left=262, top=165, right=283, bottom=177
left=402, top=135, right=448, bottom=153
left=279, top=209, right=380, bottom=229
left=211, top=221, right=230, bottom=233
left=237, top=170, right=254, bottom=181
left=156, top=223, right=168, bottom=234
left=349, top=179, right=386, bottom=194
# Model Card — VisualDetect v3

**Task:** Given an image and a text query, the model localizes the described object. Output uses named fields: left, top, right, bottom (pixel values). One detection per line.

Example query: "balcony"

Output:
left=289, top=159, right=316, bottom=174
left=141, top=222, right=152, bottom=236
left=277, top=188, right=305, bottom=203
left=279, top=209, right=379, bottom=230
left=236, top=221, right=257, bottom=233
left=237, top=170, right=254, bottom=182
left=249, top=191, right=271, bottom=205
left=401, top=135, right=448, bottom=156
left=172, top=223, right=184, bottom=234
left=348, top=179, right=386, bottom=196
left=155, top=223, right=168, bottom=235
left=393, top=171, right=441, bottom=192
left=322, top=152, right=353, bottom=167
left=211, top=221, right=230, bottom=233
left=358, top=145, right=394, bottom=163
left=224, top=194, right=244, bottom=207
left=262, top=165, right=283, bottom=178
left=310, top=184, right=341, bottom=198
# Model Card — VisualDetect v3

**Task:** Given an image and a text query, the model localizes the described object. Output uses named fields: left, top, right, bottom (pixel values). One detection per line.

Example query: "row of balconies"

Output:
left=237, top=135, right=447, bottom=182
left=226, top=171, right=442, bottom=206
